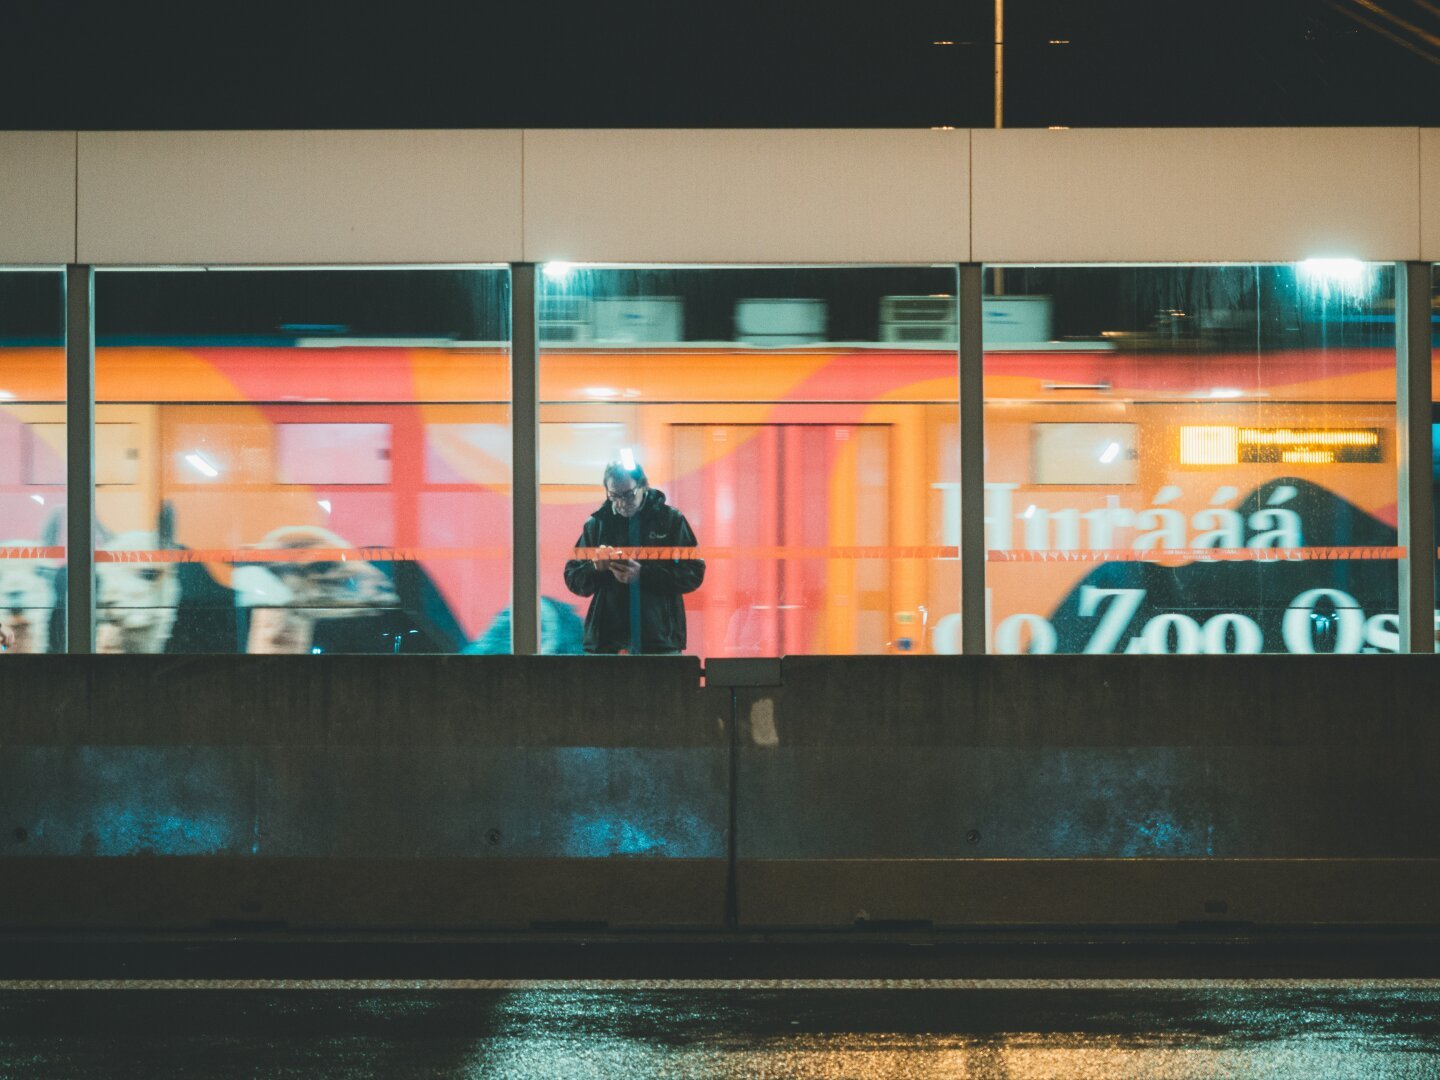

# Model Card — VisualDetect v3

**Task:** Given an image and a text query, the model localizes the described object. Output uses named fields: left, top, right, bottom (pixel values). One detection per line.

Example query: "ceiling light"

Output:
left=184, top=452, right=219, bottom=478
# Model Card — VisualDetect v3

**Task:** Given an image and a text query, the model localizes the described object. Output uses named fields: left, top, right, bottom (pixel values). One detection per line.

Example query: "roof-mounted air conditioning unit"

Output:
left=539, top=296, right=592, bottom=343
left=879, top=295, right=957, bottom=344
left=735, top=298, right=827, bottom=346
left=591, top=297, right=683, bottom=344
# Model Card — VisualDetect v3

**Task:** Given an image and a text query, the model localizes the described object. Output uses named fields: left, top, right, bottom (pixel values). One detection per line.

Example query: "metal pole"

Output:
left=994, top=0, right=1004, bottom=129
left=1396, top=260, right=1435, bottom=652
left=959, top=264, right=987, bottom=655
left=64, top=264, right=95, bottom=654
left=510, top=263, right=541, bottom=655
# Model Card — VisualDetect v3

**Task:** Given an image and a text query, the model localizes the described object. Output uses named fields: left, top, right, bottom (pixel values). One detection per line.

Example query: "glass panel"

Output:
left=0, top=270, right=65, bottom=654
left=538, top=265, right=959, bottom=657
left=93, top=268, right=510, bottom=654
left=1432, top=263, right=1439, bottom=648
left=983, top=263, right=1399, bottom=655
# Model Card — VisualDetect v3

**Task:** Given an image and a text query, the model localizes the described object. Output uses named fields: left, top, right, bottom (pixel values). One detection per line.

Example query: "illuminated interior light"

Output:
left=930, top=125, right=957, bottom=131
left=1179, top=426, right=1239, bottom=465
left=1239, top=428, right=1379, bottom=447
left=583, top=386, right=620, bottom=398
left=1297, top=257, right=1371, bottom=299
left=1047, top=125, right=1070, bottom=131
left=184, top=452, right=219, bottom=478
left=1282, top=449, right=1337, bottom=464
left=1022, top=504, right=1037, bottom=519
left=619, top=447, right=637, bottom=471
left=1048, top=39, right=1071, bottom=44
left=317, top=499, right=332, bottom=513
left=1098, top=441, right=1121, bottom=464
left=30, top=494, right=44, bottom=505
left=1208, top=388, right=1244, bottom=398
left=0, top=389, right=14, bottom=400
left=541, top=262, right=575, bottom=282
left=931, top=40, right=955, bottom=46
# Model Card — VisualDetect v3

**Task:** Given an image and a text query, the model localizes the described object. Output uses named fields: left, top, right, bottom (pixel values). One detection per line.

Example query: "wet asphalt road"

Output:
left=4, top=980, right=1440, bottom=1078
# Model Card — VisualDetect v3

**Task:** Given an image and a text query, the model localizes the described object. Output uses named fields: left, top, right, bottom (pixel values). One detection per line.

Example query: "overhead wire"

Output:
left=1323, top=0, right=1440, bottom=64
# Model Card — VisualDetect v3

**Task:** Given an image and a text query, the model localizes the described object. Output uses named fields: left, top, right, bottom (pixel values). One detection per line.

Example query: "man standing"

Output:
left=564, top=460, right=704, bottom=654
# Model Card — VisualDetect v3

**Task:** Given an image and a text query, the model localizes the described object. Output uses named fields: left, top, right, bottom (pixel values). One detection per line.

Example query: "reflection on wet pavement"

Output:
left=3, top=982, right=1440, bottom=1078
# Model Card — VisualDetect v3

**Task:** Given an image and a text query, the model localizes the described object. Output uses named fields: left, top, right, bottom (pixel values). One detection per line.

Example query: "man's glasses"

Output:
left=606, top=485, right=645, bottom=507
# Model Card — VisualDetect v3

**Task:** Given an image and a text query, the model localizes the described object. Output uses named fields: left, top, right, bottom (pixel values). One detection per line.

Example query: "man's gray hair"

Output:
left=602, top=460, right=648, bottom=489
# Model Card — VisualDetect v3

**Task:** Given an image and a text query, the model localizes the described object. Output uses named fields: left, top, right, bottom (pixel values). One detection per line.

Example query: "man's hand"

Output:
left=593, top=545, right=614, bottom=572
left=0, top=624, right=14, bottom=649
left=610, top=559, right=642, bottom=585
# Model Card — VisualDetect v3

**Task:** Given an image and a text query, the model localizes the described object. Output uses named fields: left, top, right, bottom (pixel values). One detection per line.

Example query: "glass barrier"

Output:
left=983, top=262, right=1400, bottom=654
left=1432, top=263, right=1439, bottom=648
left=537, top=265, right=960, bottom=656
left=0, top=270, right=66, bottom=654
left=92, top=268, right=510, bottom=654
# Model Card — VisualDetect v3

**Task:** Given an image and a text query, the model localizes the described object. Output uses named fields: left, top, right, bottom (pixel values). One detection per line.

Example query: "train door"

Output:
left=671, top=423, right=891, bottom=657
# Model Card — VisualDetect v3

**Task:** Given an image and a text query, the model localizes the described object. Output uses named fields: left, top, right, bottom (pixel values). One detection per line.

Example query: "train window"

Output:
left=537, top=264, right=961, bottom=658
left=983, top=263, right=1400, bottom=656
left=425, top=423, right=510, bottom=486
left=540, top=422, right=629, bottom=487
left=92, top=267, right=512, bottom=655
left=276, top=423, right=392, bottom=485
left=1032, top=423, right=1138, bottom=485
left=24, top=423, right=140, bottom=487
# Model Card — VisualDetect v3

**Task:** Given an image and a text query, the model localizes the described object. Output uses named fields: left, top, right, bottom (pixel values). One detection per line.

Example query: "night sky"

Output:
left=0, top=0, right=1436, bottom=129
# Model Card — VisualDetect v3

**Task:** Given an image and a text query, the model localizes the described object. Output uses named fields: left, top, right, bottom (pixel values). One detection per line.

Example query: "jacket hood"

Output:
left=591, top=486, right=669, bottom=520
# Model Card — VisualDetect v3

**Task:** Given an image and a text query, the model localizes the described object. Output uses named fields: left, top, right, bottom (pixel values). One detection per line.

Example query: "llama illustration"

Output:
left=236, top=525, right=400, bottom=654
left=0, top=514, right=62, bottom=653
left=94, top=504, right=182, bottom=654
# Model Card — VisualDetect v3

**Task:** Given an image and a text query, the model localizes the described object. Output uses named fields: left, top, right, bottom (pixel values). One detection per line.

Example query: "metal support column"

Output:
left=1397, top=260, right=1435, bottom=652
left=958, top=264, right=988, bottom=655
left=510, top=263, right=541, bottom=655
left=65, top=264, right=95, bottom=654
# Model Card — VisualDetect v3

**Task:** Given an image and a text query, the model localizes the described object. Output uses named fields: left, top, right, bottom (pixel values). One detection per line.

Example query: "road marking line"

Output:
left=3, top=978, right=1440, bottom=991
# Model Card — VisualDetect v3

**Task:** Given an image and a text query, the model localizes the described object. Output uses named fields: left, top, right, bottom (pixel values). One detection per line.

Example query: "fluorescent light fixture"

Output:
left=542, top=261, right=575, bottom=282
left=1098, top=441, right=1121, bottom=464
left=317, top=499, right=332, bottom=513
left=619, top=447, right=637, bottom=471
left=1022, top=504, right=1037, bottom=519
left=583, top=386, right=620, bottom=398
left=0, top=389, right=13, bottom=400
left=30, top=494, right=44, bottom=505
left=1208, top=387, right=1244, bottom=398
left=1180, top=426, right=1240, bottom=466
left=184, top=452, right=219, bottom=478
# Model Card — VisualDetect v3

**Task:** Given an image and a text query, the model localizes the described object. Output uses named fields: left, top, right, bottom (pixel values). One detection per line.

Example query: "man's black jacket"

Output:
left=562, top=488, right=705, bottom=653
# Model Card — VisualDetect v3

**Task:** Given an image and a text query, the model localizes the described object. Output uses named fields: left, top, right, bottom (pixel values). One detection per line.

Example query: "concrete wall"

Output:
left=1, top=128, right=1434, bottom=264
left=734, top=656, right=1440, bottom=927
left=0, top=656, right=730, bottom=929
left=2, top=654, right=1437, bottom=930
left=0, top=132, right=76, bottom=264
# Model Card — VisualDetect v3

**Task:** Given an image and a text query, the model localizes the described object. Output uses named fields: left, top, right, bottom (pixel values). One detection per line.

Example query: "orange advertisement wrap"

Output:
left=1, top=341, right=1432, bottom=656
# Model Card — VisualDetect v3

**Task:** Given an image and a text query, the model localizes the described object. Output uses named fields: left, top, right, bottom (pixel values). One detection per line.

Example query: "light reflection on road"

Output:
left=4, top=984, right=1440, bottom=1078
left=464, top=987, right=1440, bottom=1079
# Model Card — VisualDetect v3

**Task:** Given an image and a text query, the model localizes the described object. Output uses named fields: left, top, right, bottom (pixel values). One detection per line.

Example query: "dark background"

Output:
left=0, top=2, right=1433, bottom=341
left=0, top=0, right=1436, bottom=129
